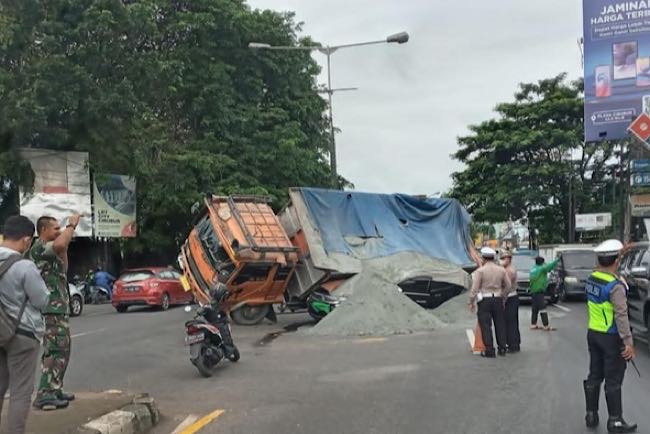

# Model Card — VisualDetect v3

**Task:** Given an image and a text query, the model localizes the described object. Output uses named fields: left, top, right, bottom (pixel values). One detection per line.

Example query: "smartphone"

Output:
left=595, top=65, right=612, bottom=97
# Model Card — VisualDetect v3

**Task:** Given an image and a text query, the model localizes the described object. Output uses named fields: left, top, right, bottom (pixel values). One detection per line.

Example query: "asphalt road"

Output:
left=64, top=299, right=650, bottom=434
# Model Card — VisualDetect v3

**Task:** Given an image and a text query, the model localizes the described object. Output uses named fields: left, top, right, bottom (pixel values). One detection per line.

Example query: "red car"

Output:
left=112, top=267, right=193, bottom=313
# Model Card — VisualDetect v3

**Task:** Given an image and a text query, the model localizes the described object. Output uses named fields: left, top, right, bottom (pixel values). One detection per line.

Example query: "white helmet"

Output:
left=480, top=247, right=496, bottom=258
left=594, top=239, right=624, bottom=257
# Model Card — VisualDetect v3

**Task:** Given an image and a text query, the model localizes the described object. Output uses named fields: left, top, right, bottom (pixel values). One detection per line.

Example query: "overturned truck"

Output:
left=179, top=188, right=477, bottom=325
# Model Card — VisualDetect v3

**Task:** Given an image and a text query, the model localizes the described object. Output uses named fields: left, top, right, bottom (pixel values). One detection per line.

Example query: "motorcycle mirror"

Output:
left=184, top=306, right=192, bottom=313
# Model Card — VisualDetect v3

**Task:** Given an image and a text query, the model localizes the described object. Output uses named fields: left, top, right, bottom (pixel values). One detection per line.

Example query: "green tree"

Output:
left=450, top=74, right=617, bottom=244
left=0, top=0, right=333, bottom=261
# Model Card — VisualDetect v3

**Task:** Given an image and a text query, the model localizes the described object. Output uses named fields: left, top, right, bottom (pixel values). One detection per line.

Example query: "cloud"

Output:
left=247, top=0, right=583, bottom=194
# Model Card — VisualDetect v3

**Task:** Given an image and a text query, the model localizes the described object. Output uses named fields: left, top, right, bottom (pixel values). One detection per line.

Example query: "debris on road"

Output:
left=305, top=271, right=445, bottom=337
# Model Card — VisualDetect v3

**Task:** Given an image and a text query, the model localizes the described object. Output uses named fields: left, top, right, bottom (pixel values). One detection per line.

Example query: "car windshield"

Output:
left=562, top=251, right=596, bottom=270
left=119, top=271, right=154, bottom=283
left=512, top=255, right=536, bottom=271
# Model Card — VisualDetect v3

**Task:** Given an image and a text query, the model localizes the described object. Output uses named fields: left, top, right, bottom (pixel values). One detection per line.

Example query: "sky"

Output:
left=247, top=0, right=584, bottom=195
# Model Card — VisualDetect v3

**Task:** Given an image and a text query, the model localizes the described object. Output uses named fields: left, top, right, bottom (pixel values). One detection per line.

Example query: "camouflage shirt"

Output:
left=30, top=239, right=69, bottom=315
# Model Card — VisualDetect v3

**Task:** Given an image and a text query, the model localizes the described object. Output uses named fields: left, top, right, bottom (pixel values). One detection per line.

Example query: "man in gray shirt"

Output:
left=0, top=216, right=50, bottom=433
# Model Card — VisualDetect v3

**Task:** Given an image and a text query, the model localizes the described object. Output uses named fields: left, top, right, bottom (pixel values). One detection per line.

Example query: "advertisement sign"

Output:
left=19, top=149, right=92, bottom=236
left=631, top=193, right=650, bottom=216
left=631, top=158, right=650, bottom=172
left=583, top=0, right=650, bottom=141
left=93, top=175, right=137, bottom=238
left=575, top=213, right=612, bottom=231
left=631, top=171, right=650, bottom=186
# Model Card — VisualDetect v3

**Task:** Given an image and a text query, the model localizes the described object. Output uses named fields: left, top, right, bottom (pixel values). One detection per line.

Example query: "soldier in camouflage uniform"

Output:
left=31, top=214, right=80, bottom=411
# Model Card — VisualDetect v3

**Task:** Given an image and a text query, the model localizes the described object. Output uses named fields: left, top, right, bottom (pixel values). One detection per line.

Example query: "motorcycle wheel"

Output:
left=194, top=348, right=215, bottom=378
left=228, top=346, right=241, bottom=362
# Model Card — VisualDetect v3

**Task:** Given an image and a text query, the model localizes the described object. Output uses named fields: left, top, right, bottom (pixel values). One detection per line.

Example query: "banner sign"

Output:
left=92, top=175, right=137, bottom=238
left=631, top=193, right=650, bottom=216
left=631, top=158, right=650, bottom=172
left=19, top=149, right=92, bottom=237
left=583, top=0, right=650, bottom=141
left=631, top=171, right=650, bottom=186
left=575, top=213, right=612, bottom=231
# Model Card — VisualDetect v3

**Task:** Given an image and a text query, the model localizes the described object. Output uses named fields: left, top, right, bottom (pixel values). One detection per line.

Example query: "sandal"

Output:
left=543, top=326, right=556, bottom=332
left=530, top=325, right=541, bottom=330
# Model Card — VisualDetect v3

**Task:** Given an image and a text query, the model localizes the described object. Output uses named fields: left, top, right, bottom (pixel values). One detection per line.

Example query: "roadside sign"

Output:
left=631, top=172, right=650, bottom=187
left=631, top=159, right=650, bottom=173
left=631, top=194, right=650, bottom=217
left=628, top=113, right=650, bottom=142
left=575, top=213, right=612, bottom=231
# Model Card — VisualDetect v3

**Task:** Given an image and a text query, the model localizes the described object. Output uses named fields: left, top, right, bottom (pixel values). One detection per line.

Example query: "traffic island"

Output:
left=15, top=391, right=159, bottom=434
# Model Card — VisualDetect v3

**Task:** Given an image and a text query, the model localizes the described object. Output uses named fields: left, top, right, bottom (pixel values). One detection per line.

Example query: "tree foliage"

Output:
left=0, top=0, right=333, bottom=261
left=450, top=74, right=620, bottom=244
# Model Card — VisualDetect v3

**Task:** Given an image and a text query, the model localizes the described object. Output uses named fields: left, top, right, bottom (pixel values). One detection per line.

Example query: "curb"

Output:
left=77, top=393, right=160, bottom=434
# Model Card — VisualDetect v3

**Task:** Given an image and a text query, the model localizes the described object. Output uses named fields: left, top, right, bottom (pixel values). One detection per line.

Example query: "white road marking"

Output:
left=553, top=303, right=571, bottom=313
left=171, top=415, right=199, bottom=434
left=71, top=328, right=106, bottom=339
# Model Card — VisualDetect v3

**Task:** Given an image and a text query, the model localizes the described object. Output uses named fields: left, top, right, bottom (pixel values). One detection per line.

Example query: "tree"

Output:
left=0, top=0, right=333, bottom=262
left=450, top=74, right=618, bottom=244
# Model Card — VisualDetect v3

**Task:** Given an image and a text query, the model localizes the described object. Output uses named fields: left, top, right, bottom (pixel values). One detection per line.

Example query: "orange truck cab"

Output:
left=179, top=196, right=299, bottom=325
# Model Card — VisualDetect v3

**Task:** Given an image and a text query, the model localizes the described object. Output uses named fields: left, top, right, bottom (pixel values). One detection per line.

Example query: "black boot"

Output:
left=497, top=348, right=507, bottom=356
left=583, top=380, right=600, bottom=428
left=481, top=349, right=496, bottom=358
left=605, top=386, right=637, bottom=433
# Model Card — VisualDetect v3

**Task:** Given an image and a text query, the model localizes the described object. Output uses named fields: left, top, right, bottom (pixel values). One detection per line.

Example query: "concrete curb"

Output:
left=77, top=393, right=160, bottom=434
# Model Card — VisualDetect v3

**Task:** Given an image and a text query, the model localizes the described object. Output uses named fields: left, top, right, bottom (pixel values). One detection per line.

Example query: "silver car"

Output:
left=69, top=283, right=84, bottom=317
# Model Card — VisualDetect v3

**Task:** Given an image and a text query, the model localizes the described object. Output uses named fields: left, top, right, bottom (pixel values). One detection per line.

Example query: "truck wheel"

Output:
left=230, top=304, right=270, bottom=326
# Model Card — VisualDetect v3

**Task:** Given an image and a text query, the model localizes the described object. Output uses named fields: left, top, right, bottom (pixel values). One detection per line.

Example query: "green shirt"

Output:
left=30, top=239, right=69, bottom=315
left=529, top=258, right=560, bottom=294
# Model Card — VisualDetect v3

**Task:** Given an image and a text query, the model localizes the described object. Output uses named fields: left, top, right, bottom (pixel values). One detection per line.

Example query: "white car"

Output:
left=69, top=283, right=84, bottom=317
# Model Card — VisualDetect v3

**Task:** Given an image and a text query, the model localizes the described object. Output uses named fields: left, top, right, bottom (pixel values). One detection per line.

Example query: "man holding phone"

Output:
left=583, top=239, right=637, bottom=433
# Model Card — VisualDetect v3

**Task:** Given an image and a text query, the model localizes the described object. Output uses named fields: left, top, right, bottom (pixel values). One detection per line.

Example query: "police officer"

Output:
left=468, top=247, right=511, bottom=358
left=501, top=250, right=520, bottom=353
left=583, top=239, right=637, bottom=433
left=31, top=214, right=80, bottom=411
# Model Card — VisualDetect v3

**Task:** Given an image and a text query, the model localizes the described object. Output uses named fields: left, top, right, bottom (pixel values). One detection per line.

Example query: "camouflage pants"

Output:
left=36, top=315, right=71, bottom=400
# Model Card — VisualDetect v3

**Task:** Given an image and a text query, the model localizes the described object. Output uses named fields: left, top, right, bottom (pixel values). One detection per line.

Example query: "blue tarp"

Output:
left=299, top=188, right=474, bottom=267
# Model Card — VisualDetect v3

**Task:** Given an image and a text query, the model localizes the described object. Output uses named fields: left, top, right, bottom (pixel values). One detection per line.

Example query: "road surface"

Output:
left=64, top=300, right=650, bottom=433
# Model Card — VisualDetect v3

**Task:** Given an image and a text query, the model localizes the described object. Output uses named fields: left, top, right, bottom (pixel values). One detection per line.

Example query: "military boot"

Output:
left=605, top=386, right=637, bottom=433
left=583, top=380, right=600, bottom=428
left=33, top=396, right=69, bottom=411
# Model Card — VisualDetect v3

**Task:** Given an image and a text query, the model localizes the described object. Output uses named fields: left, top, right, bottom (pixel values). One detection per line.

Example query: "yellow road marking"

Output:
left=178, top=409, right=225, bottom=434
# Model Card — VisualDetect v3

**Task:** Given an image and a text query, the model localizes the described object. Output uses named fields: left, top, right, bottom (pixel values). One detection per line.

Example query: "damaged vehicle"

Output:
left=180, top=189, right=476, bottom=325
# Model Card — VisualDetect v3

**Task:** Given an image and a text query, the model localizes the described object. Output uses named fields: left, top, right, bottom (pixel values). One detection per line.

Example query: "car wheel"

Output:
left=70, top=295, right=83, bottom=317
left=646, top=315, right=650, bottom=353
left=115, top=305, right=128, bottom=313
left=160, top=293, right=170, bottom=311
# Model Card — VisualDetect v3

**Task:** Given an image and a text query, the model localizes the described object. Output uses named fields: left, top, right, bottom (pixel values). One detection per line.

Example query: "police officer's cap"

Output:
left=594, top=239, right=624, bottom=257
left=480, top=247, right=496, bottom=258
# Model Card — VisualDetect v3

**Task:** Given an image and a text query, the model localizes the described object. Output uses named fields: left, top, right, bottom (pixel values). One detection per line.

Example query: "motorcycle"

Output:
left=184, top=282, right=240, bottom=377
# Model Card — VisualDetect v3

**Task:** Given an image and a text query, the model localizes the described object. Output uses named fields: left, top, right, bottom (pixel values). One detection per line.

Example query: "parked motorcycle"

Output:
left=184, top=281, right=239, bottom=377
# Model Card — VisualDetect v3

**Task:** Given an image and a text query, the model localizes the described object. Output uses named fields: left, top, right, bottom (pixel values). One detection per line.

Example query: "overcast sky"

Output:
left=247, top=0, right=584, bottom=195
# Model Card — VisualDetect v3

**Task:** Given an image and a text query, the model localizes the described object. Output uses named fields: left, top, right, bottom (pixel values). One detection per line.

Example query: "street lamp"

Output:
left=249, top=31, right=409, bottom=188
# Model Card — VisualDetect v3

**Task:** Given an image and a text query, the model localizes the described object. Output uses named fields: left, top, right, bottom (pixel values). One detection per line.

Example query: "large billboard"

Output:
left=92, top=175, right=137, bottom=238
left=583, top=1, right=650, bottom=141
left=19, top=149, right=93, bottom=236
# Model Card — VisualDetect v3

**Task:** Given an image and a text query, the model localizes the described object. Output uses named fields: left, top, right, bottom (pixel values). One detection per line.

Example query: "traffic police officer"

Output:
left=501, top=250, right=520, bottom=352
left=468, top=247, right=511, bottom=357
left=583, top=239, right=637, bottom=433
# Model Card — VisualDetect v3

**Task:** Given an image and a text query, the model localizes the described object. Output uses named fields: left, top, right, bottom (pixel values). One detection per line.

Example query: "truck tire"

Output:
left=230, top=304, right=270, bottom=326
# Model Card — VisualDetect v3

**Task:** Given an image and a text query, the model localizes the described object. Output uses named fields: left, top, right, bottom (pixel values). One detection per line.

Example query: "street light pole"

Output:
left=249, top=32, right=409, bottom=189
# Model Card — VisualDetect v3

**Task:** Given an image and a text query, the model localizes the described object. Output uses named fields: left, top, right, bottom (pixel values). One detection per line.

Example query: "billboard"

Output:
left=19, top=149, right=92, bottom=236
left=631, top=193, right=650, bottom=216
left=575, top=213, right=612, bottom=231
left=583, top=1, right=650, bottom=141
left=92, top=175, right=137, bottom=238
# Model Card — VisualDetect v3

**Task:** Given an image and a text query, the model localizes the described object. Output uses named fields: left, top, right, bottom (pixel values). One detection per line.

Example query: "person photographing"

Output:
left=583, top=239, right=636, bottom=433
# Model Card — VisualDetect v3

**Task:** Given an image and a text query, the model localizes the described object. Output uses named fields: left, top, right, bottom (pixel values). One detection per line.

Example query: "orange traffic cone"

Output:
left=473, top=322, right=485, bottom=354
